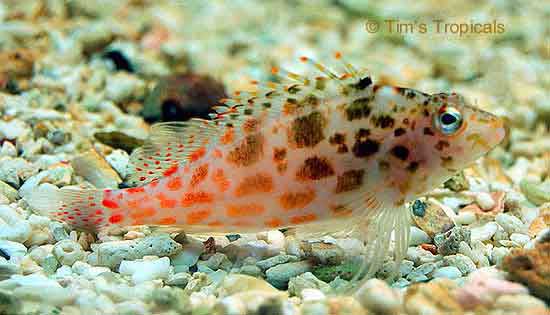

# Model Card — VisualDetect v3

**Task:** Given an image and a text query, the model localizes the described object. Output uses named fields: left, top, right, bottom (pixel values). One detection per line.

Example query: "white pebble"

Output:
left=0, top=205, right=32, bottom=243
left=432, top=266, right=462, bottom=279
left=490, top=247, right=510, bottom=265
left=455, top=211, right=476, bottom=225
left=119, top=256, right=170, bottom=284
left=475, top=192, right=495, bottom=210
left=409, top=226, right=431, bottom=246
left=495, top=213, right=525, bottom=234
left=1, top=274, right=75, bottom=306
left=470, top=222, right=498, bottom=242
left=301, top=288, right=326, bottom=302
left=509, top=233, right=530, bottom=247
left=354, top=278, right=401, bottom=314
left=0, top=142, right=17, bottom=157
left=443, top=254, right=476, bottom=275
left=0, top=240, right=27, bottom=259
left=53, top=240, right=85, bottom=266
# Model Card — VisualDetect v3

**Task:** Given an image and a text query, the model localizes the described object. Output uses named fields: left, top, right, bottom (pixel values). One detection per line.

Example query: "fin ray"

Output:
left=126, top=119, right=220, bottom=186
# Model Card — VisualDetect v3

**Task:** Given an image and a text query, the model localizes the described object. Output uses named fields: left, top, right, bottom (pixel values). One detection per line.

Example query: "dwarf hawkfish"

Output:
left=29, top=54, right=505, bottom=284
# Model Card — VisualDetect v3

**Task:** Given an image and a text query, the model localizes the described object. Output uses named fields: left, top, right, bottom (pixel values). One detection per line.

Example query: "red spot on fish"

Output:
left=108, top=214, right=124, bottom=224
left=102, top=199, right=119, bottom=209
left=127, top=187, right=145, bottom=194
left=163, top=164, right=179, bottom=176
left=189, top=147, right=206, bottom=162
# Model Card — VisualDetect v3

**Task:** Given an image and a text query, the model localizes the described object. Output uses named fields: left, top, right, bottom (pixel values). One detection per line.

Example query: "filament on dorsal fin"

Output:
left=271, top=66, right=309, bottom=85
left=299, top=56, right=339, bottom=80
left=334, top=51, right=359, bottom=79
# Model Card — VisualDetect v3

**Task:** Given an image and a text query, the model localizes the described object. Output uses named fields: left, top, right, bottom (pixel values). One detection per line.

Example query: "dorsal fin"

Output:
left=125, top=119, right=220, bottom=186
left=210, top=53, right=373, bottom=130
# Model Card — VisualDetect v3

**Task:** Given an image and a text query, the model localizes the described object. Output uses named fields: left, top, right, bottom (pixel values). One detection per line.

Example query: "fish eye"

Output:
left=434, top=106, right=462, bottom=135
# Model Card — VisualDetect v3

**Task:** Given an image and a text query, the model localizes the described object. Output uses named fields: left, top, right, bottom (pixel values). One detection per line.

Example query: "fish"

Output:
left=28, top=53, right=505, bottom=283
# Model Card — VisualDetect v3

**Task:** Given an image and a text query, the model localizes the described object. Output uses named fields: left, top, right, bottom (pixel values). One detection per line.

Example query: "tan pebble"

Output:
left=404, top=280, right=462, bottom=315
left=412, top=198, right=455, bottom=238
left=493, top=294, right=548, bottom=314
left=528, top=203, right=550, bottom=237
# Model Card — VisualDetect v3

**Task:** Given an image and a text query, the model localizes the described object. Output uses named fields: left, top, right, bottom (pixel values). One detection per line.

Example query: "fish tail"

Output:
left=26, top=186, right=107, bottom=233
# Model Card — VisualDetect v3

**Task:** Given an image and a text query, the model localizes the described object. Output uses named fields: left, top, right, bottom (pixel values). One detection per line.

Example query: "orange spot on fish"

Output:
left=158, top=217, right=177, bottom=225
left=129, top=207, right=156, bottom=219
left=220, top=128, right=234, bottom=145
left=166, top=177, right=183, bottom=191
left=265, top=217, right=283, bottom=228
left=212, top=169, right=230, bottom=192
left=207, top=220, right=223, bottom=227
left=234, top=173, right=274, bottom=197
left=226, top=203, right=265, bottom=217
left=181, top=191, right=214, bottom=206
left=279, top=189, right=316, bottom=210
left=212, top=149, right=223, bottom=159
left=190, top=164, right=209, bottom=187
left=186, top=209, right=212, bottom=224
left=163, top=164, right=179, bottom=176
left=108, top=214, right=124, bottom=224
left=102, top=199, right=119, bottom=209
left=160, top=199, right=177, bottom=208
left=290, top=213, right=317, bottom=225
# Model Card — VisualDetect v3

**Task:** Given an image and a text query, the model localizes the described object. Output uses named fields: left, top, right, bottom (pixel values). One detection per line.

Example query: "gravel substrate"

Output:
left=0, top=1, right=548, bottom=315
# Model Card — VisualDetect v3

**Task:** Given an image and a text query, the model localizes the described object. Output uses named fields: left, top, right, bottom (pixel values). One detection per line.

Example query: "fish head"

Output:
left=404, top=92, right=505, bottom=197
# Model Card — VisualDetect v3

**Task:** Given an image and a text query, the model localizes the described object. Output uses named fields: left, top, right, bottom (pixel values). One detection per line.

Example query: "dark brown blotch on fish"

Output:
left=352, top=129, right=379, bottom=158
left=335, top=169, right=365, bottom=193
left=423, top=127, right=435, bottom=136
left=296, top=156, right=335, bottom=181
left=371, top=114, right=395, bottom=129
left=227, top=133, right=264, bottom=167
left=435, top=140, right=450, bottom=151
left=345, top=97, right=373, bottom=121
left=394, top=128, right=406, bottom=137
left=290, top=111, right=326, bottom=148
left=273, top=147, right=287, bottom=162
left=351, top=76, right=372, bottom=90
left=390, top=145, right=410, bottom=161
left=406, top=161, right=419, bottom=173
left=329, top=132, right=348, bottom=153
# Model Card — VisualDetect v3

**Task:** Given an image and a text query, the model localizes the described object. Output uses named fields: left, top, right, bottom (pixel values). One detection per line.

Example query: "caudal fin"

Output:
left=26, top=186, right=106, bottom=232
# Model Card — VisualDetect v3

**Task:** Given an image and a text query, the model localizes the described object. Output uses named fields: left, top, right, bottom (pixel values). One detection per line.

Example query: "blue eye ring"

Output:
left=433, top=106, right=463, bottom=135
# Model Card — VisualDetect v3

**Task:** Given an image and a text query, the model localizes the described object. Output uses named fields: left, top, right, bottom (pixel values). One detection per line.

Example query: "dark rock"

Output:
left=103, top=50, right=134, bottom=72
left=142, top=73, right=226, bottom=123
left=434, top=227, right=471, bottom=255
left=94, top=131, right=145, bottom=153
